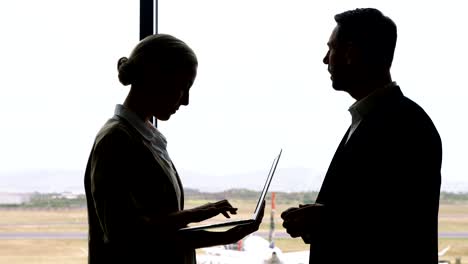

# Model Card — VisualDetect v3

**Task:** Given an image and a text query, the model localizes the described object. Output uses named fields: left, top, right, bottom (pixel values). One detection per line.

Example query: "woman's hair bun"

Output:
left=117, top=57, right=134, bottom=86
left=117, top=34, right=198, bottom=87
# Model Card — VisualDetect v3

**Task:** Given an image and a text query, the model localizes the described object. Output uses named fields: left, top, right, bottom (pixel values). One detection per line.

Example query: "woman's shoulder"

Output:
left=95, top=117, right=140, bottom=147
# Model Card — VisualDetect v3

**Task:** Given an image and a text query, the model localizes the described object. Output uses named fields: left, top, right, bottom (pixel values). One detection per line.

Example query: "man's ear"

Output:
left=344, top=42, right=358, bottom=65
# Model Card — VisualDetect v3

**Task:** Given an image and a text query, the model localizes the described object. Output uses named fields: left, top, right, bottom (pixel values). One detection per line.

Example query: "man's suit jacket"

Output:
left=84, top=117, right=195, bottom=263
left=309, top=86, right=442, bottom=263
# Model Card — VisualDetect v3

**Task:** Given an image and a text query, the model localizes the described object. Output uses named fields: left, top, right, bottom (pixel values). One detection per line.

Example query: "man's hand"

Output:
left=281, top=203, right=325, bottom=240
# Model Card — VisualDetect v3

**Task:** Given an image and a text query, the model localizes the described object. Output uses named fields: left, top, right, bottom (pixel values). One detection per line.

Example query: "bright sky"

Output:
left=0, top=0, right=466, bottom=192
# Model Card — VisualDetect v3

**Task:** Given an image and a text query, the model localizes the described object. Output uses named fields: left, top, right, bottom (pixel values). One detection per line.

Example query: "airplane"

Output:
left=196, top=192, right=309, bottom=264
left=438, top=245, right=451, bottom=264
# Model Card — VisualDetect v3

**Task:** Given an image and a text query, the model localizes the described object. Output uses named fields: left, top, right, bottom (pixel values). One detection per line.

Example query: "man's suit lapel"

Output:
left=316, top=127, right=350, bottom=203
left=317, top=100, right=388, bottom=204
left=329, top=127, right=351, bottom=166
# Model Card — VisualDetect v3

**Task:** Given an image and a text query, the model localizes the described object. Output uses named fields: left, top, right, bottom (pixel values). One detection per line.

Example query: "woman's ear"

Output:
left=118, top=57, right=134, bottom=86
left=118, top=57, right=128, bottom=70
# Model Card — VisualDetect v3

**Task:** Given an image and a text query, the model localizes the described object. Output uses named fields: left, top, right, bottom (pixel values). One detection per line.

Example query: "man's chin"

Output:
left=331, top=81, right=345, bottom=91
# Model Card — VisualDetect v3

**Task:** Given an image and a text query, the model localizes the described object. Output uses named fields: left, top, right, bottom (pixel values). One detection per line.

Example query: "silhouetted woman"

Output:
left=84, top=34, right=263, bottom=264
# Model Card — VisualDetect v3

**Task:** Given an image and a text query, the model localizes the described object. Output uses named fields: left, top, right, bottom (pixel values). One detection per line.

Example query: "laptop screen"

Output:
left=252, top=149, right=282, bottom=220
left=177, top=149, right=282, bottom=232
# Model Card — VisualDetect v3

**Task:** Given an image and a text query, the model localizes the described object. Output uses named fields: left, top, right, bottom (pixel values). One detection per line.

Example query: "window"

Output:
left=0, top=1, right=467, bottom=263
left=0, top=1, right=137, bottom=263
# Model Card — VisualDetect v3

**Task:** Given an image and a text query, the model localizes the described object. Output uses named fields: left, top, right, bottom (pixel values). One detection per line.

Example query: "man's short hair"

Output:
left=335, top=8, right=397, bottom=69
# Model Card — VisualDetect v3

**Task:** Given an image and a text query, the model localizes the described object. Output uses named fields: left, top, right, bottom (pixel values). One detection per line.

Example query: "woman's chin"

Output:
left=155, top=114, right=172, bottom=121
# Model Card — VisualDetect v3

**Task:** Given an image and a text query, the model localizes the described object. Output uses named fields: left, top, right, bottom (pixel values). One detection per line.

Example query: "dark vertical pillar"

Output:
left=140, top=0, right=158, bottom=126
left=140, top=0, right=153, bottom=40
left=155, top=0, right=158, bottom=34
left=153, top=0, right=158, bottom=126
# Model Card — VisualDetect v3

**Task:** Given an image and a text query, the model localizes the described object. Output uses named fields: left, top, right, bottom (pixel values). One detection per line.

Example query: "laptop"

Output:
left=178, top=149, right=282, bottom=232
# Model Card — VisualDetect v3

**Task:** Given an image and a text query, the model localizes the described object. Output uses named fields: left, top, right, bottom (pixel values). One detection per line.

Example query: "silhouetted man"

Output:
left=281, top=8, right=442, bottom=264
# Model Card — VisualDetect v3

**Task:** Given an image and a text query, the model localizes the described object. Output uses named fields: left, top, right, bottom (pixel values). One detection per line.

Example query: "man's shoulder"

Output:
left=366, top=88, right=441, bottom=141
left=379, top=87, right=436, bottom=125
left=387, top=93, right=441, bottom=143
left=398, top=95, right=437, bottom=126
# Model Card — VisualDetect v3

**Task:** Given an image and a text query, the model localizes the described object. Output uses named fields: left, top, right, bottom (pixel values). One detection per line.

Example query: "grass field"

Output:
left=0, top=201, right=466, bottom=263
left=0, top=240, right=86, bottom=264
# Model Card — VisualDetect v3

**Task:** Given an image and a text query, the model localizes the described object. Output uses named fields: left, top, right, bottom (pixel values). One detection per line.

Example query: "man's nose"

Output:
left=180, top=92, right=189, bottom=106
left=323, top=51, right=329, bottom=64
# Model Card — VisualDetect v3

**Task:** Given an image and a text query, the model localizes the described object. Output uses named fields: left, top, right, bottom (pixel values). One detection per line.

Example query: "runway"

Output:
left=0, top=231, right=467, bottom=239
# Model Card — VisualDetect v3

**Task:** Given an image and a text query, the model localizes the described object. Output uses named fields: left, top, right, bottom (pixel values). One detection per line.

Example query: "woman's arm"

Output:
left=178, top=201, right=265, bottom=249
left=137, top=200, right=238, bottom=237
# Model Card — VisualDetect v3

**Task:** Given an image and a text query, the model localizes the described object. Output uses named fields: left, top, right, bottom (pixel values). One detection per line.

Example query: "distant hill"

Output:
left=179, top=167, right=325, bottom=193
left=440, top=181, right=468, bottom=193
left=0, top=169, right=85, bottom=194
left=184, top=188, right=319, bottom=204
left=0, top=169, right=467, bottom=194
left=1, top=189, right=467, bottom=208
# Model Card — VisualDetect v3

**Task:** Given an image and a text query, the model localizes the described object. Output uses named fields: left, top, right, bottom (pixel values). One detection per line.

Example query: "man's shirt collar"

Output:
left=348, top=81, right=398, bottom=123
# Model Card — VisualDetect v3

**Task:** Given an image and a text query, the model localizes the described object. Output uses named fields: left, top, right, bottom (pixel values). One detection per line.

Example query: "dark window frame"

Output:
left=140, top=0, right=158, bottom=126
